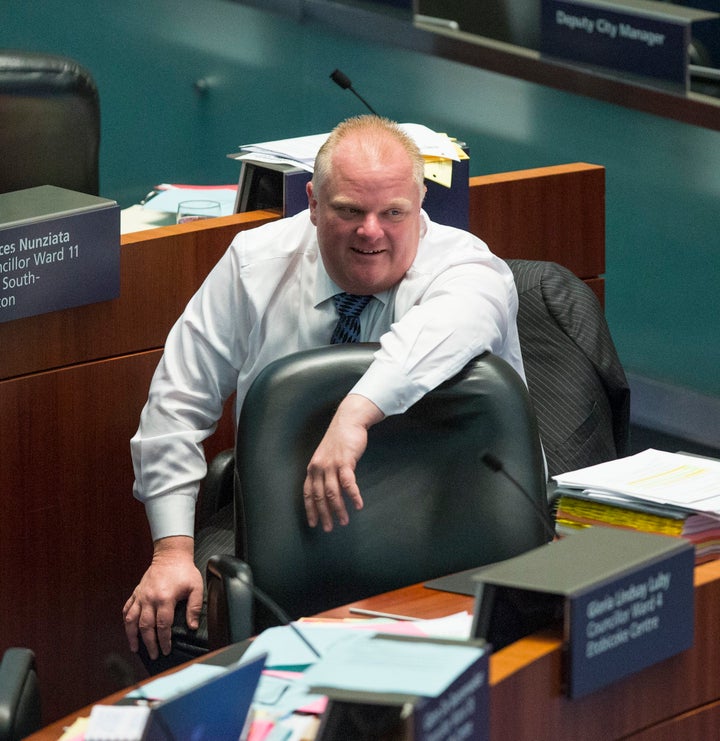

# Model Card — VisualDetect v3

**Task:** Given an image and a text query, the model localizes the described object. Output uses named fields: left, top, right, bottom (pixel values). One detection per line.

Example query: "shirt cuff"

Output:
left=350, top=357, right=428, bottom=417
left=144, top=492, right=196, bottom=541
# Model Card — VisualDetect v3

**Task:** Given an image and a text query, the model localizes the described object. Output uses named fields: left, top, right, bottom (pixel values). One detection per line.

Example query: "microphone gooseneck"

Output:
left=329, top=68, right=379, bottom=116
left=244, top=575, right=322, bottom=659
left=481, top=451, right=557, bottom=542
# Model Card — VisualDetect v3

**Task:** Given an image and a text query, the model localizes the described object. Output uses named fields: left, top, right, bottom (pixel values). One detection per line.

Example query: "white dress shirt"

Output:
left=131, top=209, right=525, bottom=540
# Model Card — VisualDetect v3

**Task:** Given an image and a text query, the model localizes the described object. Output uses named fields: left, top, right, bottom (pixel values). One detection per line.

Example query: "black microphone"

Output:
left=481, top=451, right=557, bottom=542
left=329, top=68, right=379, bottom=115
left=207, top=554, right=322, bottom=659
left=248, top=578, right=322, bottom=659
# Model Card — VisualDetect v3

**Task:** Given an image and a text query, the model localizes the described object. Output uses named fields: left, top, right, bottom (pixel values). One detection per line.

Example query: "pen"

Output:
left=348, top=607, right=421, bottom=621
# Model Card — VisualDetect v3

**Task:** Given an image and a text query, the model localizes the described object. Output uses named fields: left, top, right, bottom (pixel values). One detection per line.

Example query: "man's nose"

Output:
left=358, top=213, right=383, bottom=240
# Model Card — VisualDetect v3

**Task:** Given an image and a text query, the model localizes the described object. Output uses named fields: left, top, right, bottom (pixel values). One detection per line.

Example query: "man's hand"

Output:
left=122, top=535, right=203, bottom=660
left=303, top=393, right=384, bottom=531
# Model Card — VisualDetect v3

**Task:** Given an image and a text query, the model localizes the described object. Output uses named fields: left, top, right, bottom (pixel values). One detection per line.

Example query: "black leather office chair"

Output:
left=506, top=259, right=630, bottom=478
left=188, top=345, right=550, bottom=649
left=164, top=260, right=629, bottom=662
left=0, top=50, right=100, bottom=196
left=0, top=649, right=41, bottom=741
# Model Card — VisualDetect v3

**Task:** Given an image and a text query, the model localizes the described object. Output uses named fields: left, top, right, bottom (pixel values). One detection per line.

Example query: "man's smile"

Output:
left=351, top=246, right=385, bottom=255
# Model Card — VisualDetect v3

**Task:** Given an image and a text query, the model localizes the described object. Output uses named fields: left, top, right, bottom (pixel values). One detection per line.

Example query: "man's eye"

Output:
left=386, top=209, right=405, bottom=219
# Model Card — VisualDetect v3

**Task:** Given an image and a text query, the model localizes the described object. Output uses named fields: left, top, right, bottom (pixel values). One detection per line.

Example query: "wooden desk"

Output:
left=27, top=559, right=720, bottom=741
left=0, top=163, right=605, bottom=723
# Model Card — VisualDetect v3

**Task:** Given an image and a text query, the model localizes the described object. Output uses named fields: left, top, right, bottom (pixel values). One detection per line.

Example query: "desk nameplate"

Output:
left=471, top=527, right=695, bottom=698
left=541, top=0, right=718, bottom=89
left=0, top=185, right=119, bottom=323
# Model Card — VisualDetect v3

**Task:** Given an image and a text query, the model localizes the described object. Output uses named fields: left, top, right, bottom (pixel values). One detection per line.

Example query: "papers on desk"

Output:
left=302, top=632, right=485, bottom=698
left=553, top=448, right=720, bottom=515
left=124, top=662, right=226, bottom=701
left=234, top=133, right=327, bottom=172
left=241, top=611, right=473, bottom=668
left=554, top=449, right=720, bottom=563
left=238, top=612, right=474, bottom=726
left=233, top=123, right=468, bottom=187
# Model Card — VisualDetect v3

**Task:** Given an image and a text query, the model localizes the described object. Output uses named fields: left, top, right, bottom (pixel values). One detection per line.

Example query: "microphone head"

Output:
left=330, top=68, right=352, bottom=90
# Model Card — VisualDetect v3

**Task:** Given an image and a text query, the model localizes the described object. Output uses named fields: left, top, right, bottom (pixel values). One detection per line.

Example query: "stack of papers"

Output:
left=554, top=449, right=720, bottom=513
left=553, top=449, right=720, bottom=562
left=231, top=123, right=468, bottom=187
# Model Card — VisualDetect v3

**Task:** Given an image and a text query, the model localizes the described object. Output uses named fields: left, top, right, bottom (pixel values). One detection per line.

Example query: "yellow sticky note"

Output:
left=424, top=159, right=453, bottom=188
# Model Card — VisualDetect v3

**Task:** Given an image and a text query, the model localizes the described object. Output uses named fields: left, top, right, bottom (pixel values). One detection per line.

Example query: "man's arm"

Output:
left=122, top=536, right=203, bottom=660
left=303, top=393, right=384, bottom=531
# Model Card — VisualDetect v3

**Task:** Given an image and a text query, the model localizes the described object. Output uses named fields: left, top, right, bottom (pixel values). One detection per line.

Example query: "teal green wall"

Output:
left=3, top=0, right=719, bottom=411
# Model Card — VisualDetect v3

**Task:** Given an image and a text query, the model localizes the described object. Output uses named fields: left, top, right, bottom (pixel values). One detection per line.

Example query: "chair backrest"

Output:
left=233, top=345, right=549, bottom=622
left=506, top=259, right=630, bottom=478
left=0, top=50, right=100, bottom=195
left=0, top=648, right=41, bottom=741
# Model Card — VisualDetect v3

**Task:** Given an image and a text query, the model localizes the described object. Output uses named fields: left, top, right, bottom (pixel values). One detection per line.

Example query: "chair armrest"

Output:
left=206, top=555, right=254, bottom=649
left=0, top=648, right=41, bottom=741
left=197, top=448, right=235, bottom=529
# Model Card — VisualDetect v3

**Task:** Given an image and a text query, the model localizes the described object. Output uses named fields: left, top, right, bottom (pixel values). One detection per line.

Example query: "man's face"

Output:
left=307, top=136, right=424, bottom=295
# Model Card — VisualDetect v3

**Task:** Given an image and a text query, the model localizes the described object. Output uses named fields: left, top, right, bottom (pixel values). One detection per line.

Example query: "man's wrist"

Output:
left=152, top=534, right=195, bottom=560
left=337, top=393, right=385, bottom=429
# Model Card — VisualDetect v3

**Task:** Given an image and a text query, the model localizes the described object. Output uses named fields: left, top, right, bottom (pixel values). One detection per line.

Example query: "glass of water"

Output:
left=176, top=199, right=222, bottom=224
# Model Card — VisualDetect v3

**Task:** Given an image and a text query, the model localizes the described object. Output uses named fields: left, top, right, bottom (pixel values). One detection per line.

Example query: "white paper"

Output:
left=554, top=449, right=720, bottom=513
left=235, top=123, right=461, bottom=173
left=302, top=633, right=484, bottom=697
left=85, top=704, right=150, bottom=741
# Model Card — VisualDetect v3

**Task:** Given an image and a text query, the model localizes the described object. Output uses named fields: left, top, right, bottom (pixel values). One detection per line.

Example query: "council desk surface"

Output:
left=26, top=559, right=720, bottom=741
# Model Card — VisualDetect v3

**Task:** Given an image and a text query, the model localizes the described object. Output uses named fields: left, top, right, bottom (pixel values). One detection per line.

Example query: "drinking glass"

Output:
left=176, top=199, right=222, bottom=223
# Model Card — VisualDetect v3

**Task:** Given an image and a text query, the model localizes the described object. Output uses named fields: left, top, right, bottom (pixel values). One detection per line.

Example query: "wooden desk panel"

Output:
left=468, top=163, right=605, bottom=284
left=27, top=561, right=720, bottom=740
left=322, top=560, right=720, bottom=741
left=0, top=211, right=279, bottom=381
left=0, top=349, right=236, bottom=722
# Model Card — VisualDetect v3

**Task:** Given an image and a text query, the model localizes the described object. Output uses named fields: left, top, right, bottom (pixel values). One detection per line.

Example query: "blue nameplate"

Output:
left=412, top=649, right=489, bottom=741
left=471, top=527, right=695, bottom=698
left=0, top=185, right=119, bottom=323
left=541, top=0, right=718, bottom=89
left=567, top=541, right=694, bottom=697
left=312, top=636, right=489, bottom=740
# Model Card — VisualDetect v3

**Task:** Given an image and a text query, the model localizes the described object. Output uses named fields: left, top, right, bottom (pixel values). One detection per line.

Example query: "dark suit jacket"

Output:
left=507, top=259, right=630, bottom=478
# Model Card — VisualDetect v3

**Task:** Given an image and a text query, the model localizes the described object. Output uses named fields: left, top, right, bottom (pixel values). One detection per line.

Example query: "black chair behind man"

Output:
left=0, top=50, right=100, bottom=196
left=0, top=648, right=41, bottom=741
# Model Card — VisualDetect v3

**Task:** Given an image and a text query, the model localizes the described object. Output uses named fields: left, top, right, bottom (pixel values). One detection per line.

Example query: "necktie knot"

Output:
left=331, top=293, right=372, bottom=344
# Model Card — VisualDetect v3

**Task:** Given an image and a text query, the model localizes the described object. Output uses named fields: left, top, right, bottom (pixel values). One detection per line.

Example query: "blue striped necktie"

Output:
left=331, top=293, right=372, bottom=344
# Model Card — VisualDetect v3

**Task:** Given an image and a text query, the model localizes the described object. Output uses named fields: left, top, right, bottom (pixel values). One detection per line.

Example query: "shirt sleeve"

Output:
left=350, top=256, right=520, bottom=417
left=130, top=244, right=249, bottom=540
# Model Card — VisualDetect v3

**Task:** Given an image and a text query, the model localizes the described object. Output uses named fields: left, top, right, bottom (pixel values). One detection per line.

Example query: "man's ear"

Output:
left=306, top=181, right=317, bottom=224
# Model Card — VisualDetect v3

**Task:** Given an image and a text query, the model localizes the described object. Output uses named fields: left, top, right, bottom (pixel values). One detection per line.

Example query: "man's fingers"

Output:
left=122, top=597, right=140, bottom=653
left=186, top=586, right=203, bottom=631
left=137, top=604, right=160, bottom=660
left=338, top=467, right=363, bottom=512
left=303, top=477, right=320, bottom=528
left=303, top=469, right=356, bottom=531
left=154, top=602, right=176, bottom=656
left=303, top=472, right=335, bottom=531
